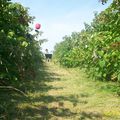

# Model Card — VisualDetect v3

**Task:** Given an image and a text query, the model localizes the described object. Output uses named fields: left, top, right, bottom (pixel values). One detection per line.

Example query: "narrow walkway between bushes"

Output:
left=14, top=62, right=120, bottom=119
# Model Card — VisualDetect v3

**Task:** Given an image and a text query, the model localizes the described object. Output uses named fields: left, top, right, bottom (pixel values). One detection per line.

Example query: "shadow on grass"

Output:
left=17, top=105, right=77, bottom=120
left=79, top=111, right=103, bottom=120
left=0, top=64, right=77, bottom=119
left=0, top=64, right=105, bottom=120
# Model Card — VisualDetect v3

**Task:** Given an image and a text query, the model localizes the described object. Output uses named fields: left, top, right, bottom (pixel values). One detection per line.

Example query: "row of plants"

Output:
left=53, top=0, right=120, bottom=82
left=0, top=0, right=44, bottom=90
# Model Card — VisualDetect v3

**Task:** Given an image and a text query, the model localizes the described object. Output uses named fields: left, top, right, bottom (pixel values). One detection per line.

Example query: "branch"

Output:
left=0, top=86, right=27, bottom=97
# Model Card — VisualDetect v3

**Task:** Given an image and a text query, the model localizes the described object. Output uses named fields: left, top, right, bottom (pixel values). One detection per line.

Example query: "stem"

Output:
left=0, top=86, right=27, bottom=97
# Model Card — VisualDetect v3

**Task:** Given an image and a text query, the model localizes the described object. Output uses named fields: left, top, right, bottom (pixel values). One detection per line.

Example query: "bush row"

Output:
left=53, top=1, right=120, bottom=82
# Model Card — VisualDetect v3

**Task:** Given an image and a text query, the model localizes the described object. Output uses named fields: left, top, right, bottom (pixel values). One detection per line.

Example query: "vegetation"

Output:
left=0, top=0, right=45, bottom=117
left=1, top=0, right=120, bottom=119
left=1, top=63, right=120, bottom=119
left=0, top=0, right=44, bottom=89
left=53, top=0, right=120, bottom=91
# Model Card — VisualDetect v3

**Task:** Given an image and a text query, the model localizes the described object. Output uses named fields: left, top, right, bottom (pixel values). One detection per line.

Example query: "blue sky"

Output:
left=12, top=0, right=112, bottom=53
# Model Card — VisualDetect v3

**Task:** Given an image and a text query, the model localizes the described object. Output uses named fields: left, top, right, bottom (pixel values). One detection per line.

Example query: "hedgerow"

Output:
left=0, top=0, right=44, bottom=89
left=53, top=0, right=120, bottom=82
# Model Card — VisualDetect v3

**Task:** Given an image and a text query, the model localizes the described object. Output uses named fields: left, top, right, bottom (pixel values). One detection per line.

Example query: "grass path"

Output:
left=41, top=63, right=120, bottom=120
left=1, top=62, right=120, bottom=120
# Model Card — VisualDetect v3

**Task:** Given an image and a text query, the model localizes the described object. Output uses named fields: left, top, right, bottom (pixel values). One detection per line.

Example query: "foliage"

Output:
left=0, top=0, right=44, bottom=88
left=53, top=0, right=120, bottom=82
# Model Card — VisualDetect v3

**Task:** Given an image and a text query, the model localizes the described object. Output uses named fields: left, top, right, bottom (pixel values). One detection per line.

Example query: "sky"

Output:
left=11, top=0, right=112, bottom=53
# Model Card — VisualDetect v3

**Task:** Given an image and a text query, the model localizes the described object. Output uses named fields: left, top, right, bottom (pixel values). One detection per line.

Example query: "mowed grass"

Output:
left=0, top=62, right=120, bottom=120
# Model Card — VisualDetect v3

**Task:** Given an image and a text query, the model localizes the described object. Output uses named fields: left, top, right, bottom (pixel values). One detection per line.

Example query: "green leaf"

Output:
left=99, top=60, right=105, bottom=68
left=98, top=50, right=104, bottom=56
left=22, top=41, right=28, bottom=47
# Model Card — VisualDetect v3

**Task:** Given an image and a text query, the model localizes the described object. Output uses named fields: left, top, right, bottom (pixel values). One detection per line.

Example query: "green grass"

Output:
left=0, top=62, right=120, bottom=120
